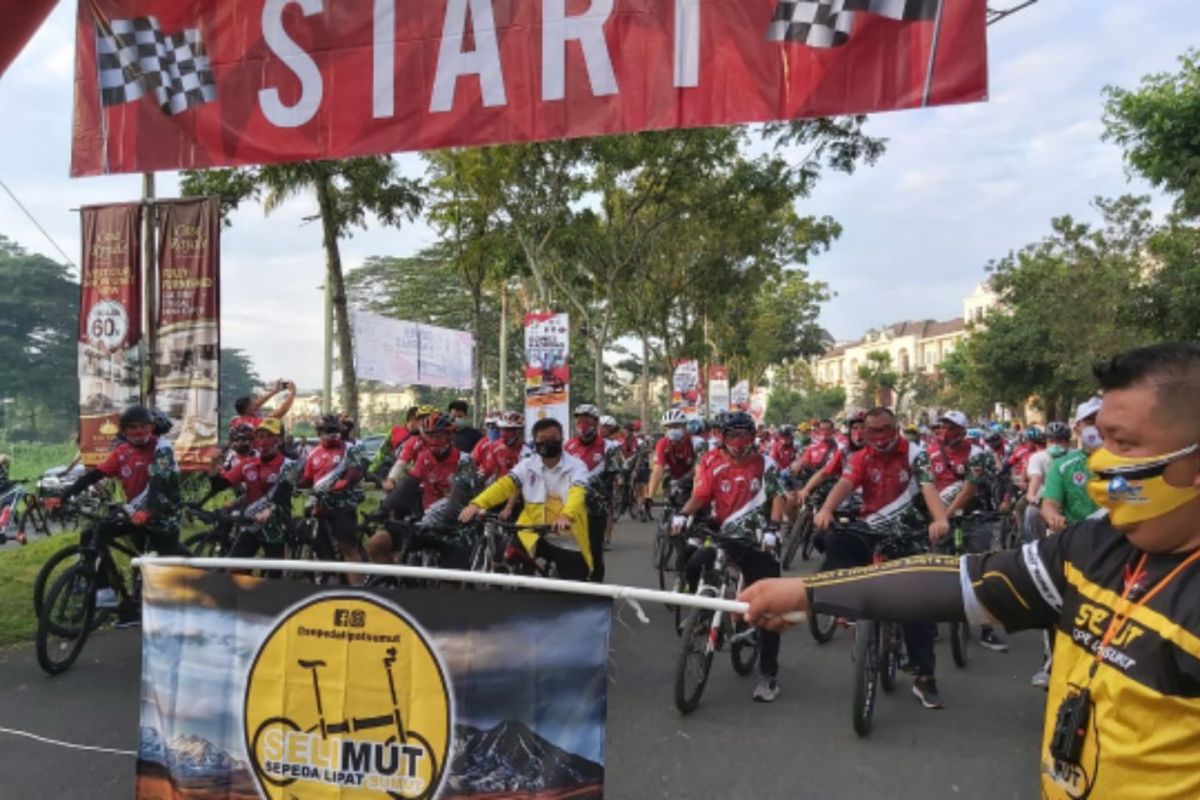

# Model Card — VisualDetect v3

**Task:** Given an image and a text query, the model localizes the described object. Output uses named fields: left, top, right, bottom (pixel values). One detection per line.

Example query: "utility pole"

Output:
left=142, top=172, right=157, bottom=404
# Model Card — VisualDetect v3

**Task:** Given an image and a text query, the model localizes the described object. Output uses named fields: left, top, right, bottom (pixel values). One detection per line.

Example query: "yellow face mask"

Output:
left=1087, top=444, right=1200, bottom=527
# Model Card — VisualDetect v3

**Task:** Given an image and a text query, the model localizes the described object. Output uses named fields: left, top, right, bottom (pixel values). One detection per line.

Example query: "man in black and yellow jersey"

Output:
left=740, top=342, right=1200, bottom=800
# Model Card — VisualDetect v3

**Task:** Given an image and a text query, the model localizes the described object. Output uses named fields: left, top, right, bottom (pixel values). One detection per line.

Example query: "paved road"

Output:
left=0, top=518, right=1046, bottom=798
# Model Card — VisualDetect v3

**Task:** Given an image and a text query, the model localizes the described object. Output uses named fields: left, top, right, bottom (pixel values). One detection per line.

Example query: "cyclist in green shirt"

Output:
left=1041, top=397, right=1104, bottom=533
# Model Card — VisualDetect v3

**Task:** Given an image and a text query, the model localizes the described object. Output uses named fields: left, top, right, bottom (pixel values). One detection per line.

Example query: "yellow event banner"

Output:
left=136, top=565, right=610, bottom=799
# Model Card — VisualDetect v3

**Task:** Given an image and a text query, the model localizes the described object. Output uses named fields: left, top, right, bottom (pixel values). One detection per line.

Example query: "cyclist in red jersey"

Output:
left=382, top=405, right=437, bottom=492
left=794, top=414, right=863, bottom=505
left=297, top=414, right=368, bottom=570
left=223, top=422, right=257, bottom=471
left=566, top=405, right=621, bottom=581
left=644, top=409, right=697, bottom=512
left=676, top=411, right=786, bottom=703
left=812, top=407, right=951, bottom=709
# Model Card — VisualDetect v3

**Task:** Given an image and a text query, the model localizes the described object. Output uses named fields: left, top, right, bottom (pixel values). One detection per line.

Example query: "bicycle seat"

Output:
left=297, top=659, right=326, bottom=669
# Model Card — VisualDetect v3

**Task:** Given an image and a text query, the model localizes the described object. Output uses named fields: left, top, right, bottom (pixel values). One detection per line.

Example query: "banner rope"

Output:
left=133, top=557, right=806, bottom=624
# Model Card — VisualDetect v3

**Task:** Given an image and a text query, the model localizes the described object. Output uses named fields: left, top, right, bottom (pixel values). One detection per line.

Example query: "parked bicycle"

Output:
left=35, top=505, right=145, bottom=675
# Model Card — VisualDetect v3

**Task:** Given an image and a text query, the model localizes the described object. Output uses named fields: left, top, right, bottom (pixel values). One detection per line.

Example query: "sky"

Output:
left=1, top=1, right=1197, bottom=391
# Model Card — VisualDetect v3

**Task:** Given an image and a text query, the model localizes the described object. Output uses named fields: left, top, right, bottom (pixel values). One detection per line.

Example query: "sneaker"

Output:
left=979, top=628, right=1009, bottom=652
left=95, top=588, right=120, bottom=609
left=1030, top=669, right=1050, bottom=689
left=114, top=607, right=142, bottom=629
left=752, top=677, right=780, bottom=703
left=912, top=677, right=944, bottom=709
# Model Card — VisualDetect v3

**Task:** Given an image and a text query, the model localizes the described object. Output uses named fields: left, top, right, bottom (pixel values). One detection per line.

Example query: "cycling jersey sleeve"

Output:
left=653, top=438, right=668, bottom=467
left=96, top=447, right=123, bottom=477
left=1041, top=458, right=1067, bottom=505
left=840, top=449, right=864, bottom=487
left=805, top=554, right=967, bottom=623
left=964, top=529, right=1071, bottom=631
left=690, top=461, right=716, bottom=507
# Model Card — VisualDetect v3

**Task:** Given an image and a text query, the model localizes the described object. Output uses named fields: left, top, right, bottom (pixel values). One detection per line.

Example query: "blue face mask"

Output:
left=1048, top=444, right=1067, bottom=457
left=487, top=427, right=500, bottom=442
left=666, top=429, right=685, bottom=443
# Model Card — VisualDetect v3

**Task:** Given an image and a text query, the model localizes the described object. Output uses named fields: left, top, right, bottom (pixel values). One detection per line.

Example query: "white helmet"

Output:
left=599, top=415, right=617, bottom=429
left=661, top=409, right=688, bottom=427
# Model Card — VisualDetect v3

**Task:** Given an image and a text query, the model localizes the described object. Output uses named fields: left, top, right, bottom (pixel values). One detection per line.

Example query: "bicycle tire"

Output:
left=673, top=609, right=715, bottom=714
left=880, top=622, right=900, bottom=693
left=809, top=611, right=837, bottom=644
left=852, top=620, right=879, bottom=738
left=36, top=566, right=97, bottom=675
left=781, top=513, right=806, bottom=570
left=950, top=621, right=970, bottom=668
left=32, top=542, right=83, bottom=620
left=730, top=620, right=760, bottom=676
left=801, top=520, right=819, bottom=561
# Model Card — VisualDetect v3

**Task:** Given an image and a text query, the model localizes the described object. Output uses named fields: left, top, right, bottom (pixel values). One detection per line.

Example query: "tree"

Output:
left=0, top=235, right=78, bottom=439
left=218, top=348, right=262, bottom=430
left=764, top=384, right=846, bottom=424
left=182, top=157, right=423, bottom=421
left=1104, top=49, right=1200, bottom=218
left=855, top=350, right=898, bottom=408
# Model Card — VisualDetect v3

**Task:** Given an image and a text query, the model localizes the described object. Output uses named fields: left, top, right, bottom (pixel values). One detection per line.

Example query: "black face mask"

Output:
left=536, top=440, right=563, bottom=459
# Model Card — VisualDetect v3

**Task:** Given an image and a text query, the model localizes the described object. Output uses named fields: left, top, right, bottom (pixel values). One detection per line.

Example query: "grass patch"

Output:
left=0, top=531, right=78, bottom=646
left=0, top=440, right=77, bottom=482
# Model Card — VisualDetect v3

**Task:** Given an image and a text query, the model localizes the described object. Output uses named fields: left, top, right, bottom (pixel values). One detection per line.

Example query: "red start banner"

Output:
left=71, top=0, right=987, bottom=177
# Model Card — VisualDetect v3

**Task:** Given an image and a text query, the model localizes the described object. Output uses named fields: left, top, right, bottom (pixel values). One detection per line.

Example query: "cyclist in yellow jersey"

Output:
left=740, top=342, right=1200, bottom=800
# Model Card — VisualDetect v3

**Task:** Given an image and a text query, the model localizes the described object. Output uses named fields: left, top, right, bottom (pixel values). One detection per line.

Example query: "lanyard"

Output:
left=1087, top=547, right=1200, bottom=680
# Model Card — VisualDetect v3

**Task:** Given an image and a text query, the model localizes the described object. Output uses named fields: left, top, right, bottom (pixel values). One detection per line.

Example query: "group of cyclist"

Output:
left=44, top=389, right=1094, bottom=702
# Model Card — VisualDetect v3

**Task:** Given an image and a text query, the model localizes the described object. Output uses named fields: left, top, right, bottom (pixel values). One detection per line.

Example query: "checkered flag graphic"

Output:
left=96, top=17, right=216, bottom=116
left=767, top=0, right=940, bottom=47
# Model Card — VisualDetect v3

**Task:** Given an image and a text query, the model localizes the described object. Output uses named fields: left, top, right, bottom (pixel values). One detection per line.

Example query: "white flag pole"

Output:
left=133, top=556, right=807, bottom=624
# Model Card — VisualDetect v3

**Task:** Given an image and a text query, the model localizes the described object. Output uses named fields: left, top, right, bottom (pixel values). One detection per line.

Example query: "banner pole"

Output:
left=921, top=0, right=946, bottom=107
left=322, top=276, right=333, bottom=414
left=133, top=556, right=807, bottom=623
left=498, top=283, right=508, bottom=409
left=142, top=172, right=157, bottom=404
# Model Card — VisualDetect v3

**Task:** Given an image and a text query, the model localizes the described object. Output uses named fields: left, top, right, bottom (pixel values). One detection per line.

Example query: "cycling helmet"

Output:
left=415, top=405, right=437, bottom=419
left=1024, top=426, right=1044, bottom=444
left=985, top=430, right=1003, bottom=444
left=780, top=425, right=795, bottom=437
left=661, top=409, right=688, bottom=427
left=722, top=411, right=756, bottom=434
left=421, top=411, right=455, bottom=435
left=315, top=414, right=342, bottom=434
left=1045, top=421, right=1071, bottom=441
left=119, top=405, right=154, bottom=429
left=599, top=414, right=617, bottom=429
left=846, top=408, right=867, bottom=425
left=498, top=411, right=525, bottom=429
left=573, top=404, right=601, bottom=419
left=712, top=411, right=730, bottom=429
left=686, top=417, right=704, bottom=436
left=149, top=408, right=173, bottom=436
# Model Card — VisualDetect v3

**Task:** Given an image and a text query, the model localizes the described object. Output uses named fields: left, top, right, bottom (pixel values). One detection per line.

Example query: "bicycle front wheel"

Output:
left=852, top=620, right=880, bottom=738
left=36, top=566, right=97, bottom=675
left=730, top=620, right=760, bottom=676
left=19, top=504, right=50, bottom=540
left=673, top=609, right=715, bottom=714
left=809, top=610, right=837, bottom=644
left=184, top=530, right=227, bottom=558
left=950, top=621, right=970, bottom=668
left=33, top=542, right=84, bottom=620
left=781, top=512, right=807, bottom=570
left=880, top=622, right=901, bottom=692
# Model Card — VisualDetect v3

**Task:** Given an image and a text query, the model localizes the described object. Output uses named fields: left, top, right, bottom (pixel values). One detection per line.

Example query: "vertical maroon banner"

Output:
left=153, top=197, right=221, bottom=471
left=78, top=203, right=143, bottom=466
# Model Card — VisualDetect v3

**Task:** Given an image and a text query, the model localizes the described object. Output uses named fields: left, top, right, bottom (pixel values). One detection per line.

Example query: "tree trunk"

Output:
left=314, top=176, right=359, bottom=423
left=640, top=334, right=650, bottom=425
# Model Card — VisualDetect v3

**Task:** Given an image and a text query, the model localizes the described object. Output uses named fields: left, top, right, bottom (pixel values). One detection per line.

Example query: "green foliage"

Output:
left=0, top=235, right=79, bottom=440
left=1104, top=49, right=1200, bottom=219
left=854, top=350, right=898, bottom=408
left=764, top=384, right=847, bottom=425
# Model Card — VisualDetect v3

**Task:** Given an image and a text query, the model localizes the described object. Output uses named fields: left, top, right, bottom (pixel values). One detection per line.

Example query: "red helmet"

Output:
left=421, top=411, right=455, bottom=435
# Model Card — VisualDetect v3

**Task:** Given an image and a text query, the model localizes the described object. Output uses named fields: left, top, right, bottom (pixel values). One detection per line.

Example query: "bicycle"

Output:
left=180, top=503, right=239, bottom=558
left=249, top=647, right=442, bottom=799
left=35, top=505, right=145, bottom=675
left=841, top=518, right=928, bottom=737
left=673, top=529, right=762, bottom=715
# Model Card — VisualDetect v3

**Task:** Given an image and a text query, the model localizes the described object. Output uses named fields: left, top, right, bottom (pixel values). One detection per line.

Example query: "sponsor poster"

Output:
left=78, top=202, right=142, bottom=466
left=731, top=380, right=751, bottom=412
left=671, top=360, right=701, bottom=415
left=138, top=565, right=610, bottom=800
left=70, top=1, right=987, bottom=176
left=707, top=366, right=730, bottom=417
left=524, top=312, right=569, bottom=439
left=750, top=386, right=769, bottom=425
left=353, top=310, right=474, bottom=390
left=153, top=197, right=221, bottom=471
